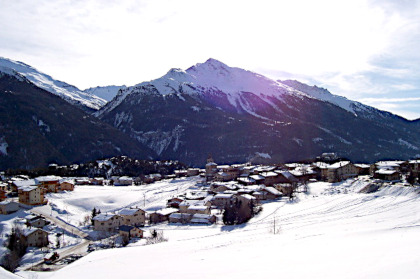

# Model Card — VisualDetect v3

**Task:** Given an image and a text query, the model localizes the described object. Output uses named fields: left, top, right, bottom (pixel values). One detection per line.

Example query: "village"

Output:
left=0, top=153, right=419, bottom=272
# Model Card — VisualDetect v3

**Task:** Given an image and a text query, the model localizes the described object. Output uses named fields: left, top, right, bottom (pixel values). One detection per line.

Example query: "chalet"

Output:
left=18, top=186, right=47, bottom=205
left=237, top=176, right=256, bottom=186
left=90, top=177, right=104, bottom=185
left=408, top=160, right=420, bottom=175
left=119, top=225, right=144, bottom=239
left=274, top=171, right=299, bottom=186
left=149, top=208, right=179, bottom=224
left=75, top=177, right=91, bottom=185
left=185, top=190, right=208, bottom=200
left=312, top=162, right=331, bottom=181
left=21, top=228, right=49, bottom=247
left=35, top=176, right=62, bottom=193
left=11, top=179, right=36, bottom=194
left=59, top=180, right=75, bottom=191
left=275, top=184, right=295, bottom=197
left=209, top=182, right=238, bottom=193
left=186, top=204, right=211, bottom=215
left=114, top=176, right=133, bottom=186
left=190, top=213, right=217, bottom=224
left=174, top=170, right=188, bottom=177
left=327, top=161, right=357, bottom=183
left=290, top=166, right=317, bottom=182
left=187, top=168, right=200, bottom=176
left=167, top=197, right=184, bottom=208
left=215, top=172, right=232, bottom=182
left=118, top=208, right=146, bottom=226
left=260, top=172, right=279, bottom=186
left=374, top=169, right=401, bottom=181
left=92, top=213, right=122, bottom=232
left=25, top=215, right=48, bottom=228
left=237, top=194, right=256, bottom=206
left=261, top=187, right=282, bottom=200
left=354, top=164, right=371, bottom=175
left=211, top=193, right=236, bottom=208
left=0, top=200, right=19, bottom=214
left=249, top=175, right=265, bottom=184
left=168, top=213, right=193, bottom=223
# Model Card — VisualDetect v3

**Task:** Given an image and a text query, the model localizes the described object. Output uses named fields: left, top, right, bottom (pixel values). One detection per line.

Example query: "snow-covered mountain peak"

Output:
left=0, top=57, right=106, bottom=111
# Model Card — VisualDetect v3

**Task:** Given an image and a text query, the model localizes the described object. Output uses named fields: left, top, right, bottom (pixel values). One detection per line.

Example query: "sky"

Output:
left=1, top=0, right=420, bottom=120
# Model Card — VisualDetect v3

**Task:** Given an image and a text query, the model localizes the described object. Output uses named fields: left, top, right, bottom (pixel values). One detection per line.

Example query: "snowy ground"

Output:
left=13, top=176, right=420, bottom=279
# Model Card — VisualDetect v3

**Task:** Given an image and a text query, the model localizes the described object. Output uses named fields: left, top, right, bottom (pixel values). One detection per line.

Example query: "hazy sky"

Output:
left=1, top=0, right=420, bottom=119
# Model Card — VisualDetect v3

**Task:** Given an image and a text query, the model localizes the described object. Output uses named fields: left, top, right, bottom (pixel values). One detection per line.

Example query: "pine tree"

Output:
left=91, top=208, right=97, bottom=226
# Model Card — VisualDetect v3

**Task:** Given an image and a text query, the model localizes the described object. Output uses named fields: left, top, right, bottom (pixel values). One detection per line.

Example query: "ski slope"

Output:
left=18, top=178, right=420, bottom=279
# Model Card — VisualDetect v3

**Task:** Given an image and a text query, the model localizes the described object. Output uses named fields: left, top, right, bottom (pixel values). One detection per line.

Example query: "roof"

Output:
left=12, top=179, right=36, bottom=187
left=237, top=177, right=256, bottom=183
left=275, top=171, right=298, bottom=181
left=188, top=205, right=209, bottom=211
left=169, top=213, right=192, bottom=219
left=239, top=194, right=256, bottom=200
left=328, top=161, right=351, bottom=169
left=92, top=213, right=117, bottom=222
left=214, top=193, right=234, bottom=199
left=22, top=227, right=47, bottom=237
left=249, top=175, right=265, bottom=181
left=206, top=162, right=217, bottom=166
left=354, top=164, right=371, bottom=168
left=119, top=225, right=135, bottom=232
left=119, top=208, right=143, bottom=216
left=35, top=176, right=62, bottom=182
left=263, top=187, right=282, bottom=195
left=312, top=162, right=330, bottom=169
left=409, top=160, right=420, bottom=164
left=155, top=208, right=179, bottom=216
left=376, top=169, right=398, bottom=175
left=19, top=186, right=38, bottom=192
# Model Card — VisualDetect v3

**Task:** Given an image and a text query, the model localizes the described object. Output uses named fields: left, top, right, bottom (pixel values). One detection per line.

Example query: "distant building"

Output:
left=21, top=228, right=49, bottom=247
left=35, top=176, right=61, bottom=193
left=92, top=213, right=122, bottom=232
left=119, top=225, right=144, bottom=239
left=118, top=208, right=146, bottom=226
left=327, top=161, right=357, bottom=183
left=0, top=200, right=19, bottom=214
left=18, top=186, right=47, bottom=205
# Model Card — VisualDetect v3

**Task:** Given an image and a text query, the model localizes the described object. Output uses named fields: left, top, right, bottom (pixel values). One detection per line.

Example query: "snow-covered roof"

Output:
left=119, top=208, right=143, bottom=216
left=312, top=162, right=330, bottom=169
left=155, top=208, right=179, bottom=216
left=260, top=172, right=278, bottom=178
left=22, top=227, right=46, bottom=237
left=237, top=177, right=256, bottom=184
left=354, top=164, right=371, bottom=168
left=188, top=205, right=209, bottom=211
left=169, top=213, right=192, bottom=219
left=12, top=179, right=36, bottom=187
left=239, top=194, right=256, bottom=200
left=214, top=193, right=234, bottom=199
left=192, top=213, right=214, bottom=219
left=328, top=161, right=351, bottom=169
left=35, top=175, right=62, bottom=182
left=275, top=170, right=298, bottom=181
left=249, top=175, right=265, bottom=180
left=409, top=160, right=420, bottom=164
left=19, top=186, right=38, bottom=192
left=375, top=161, right=404, bottom=168
left=263, top=187, right=282, bottom=195
left=92, top=213, right=117, bottom=222
left=206, top=162, right=217, bottom=166
left=375, top=169, right=398, bottom=175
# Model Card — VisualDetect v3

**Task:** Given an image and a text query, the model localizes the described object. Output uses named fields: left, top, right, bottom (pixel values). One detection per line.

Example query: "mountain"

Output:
left=0, top=68, right=154, bottom=170
left=0, top=57, right=106, bottom=111
left=97, top=58, right=420, bottom=165
left=84, top=85, right=127, bottom=102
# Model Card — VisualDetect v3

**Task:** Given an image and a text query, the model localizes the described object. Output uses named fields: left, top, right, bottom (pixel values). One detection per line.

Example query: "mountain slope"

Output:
left=97, top=59, right=420, bottom=165
left=0, top=57, right=106, bottom=111
left=0, top=69, right=154, bottom=169
left=84, top=85, right=126, bottom=102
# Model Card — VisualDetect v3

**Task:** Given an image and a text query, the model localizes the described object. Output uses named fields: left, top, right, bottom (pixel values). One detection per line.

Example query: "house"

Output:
left=374, top=169, right=401, bottom=181
left=174, top=170, right=188, bottom=177
left=190, top=214, right=217, bottom=224
left=249, top=175, right=265, bottom=184
left=275, top=184, right=295, bottom=197
left=59, top=180, right=75, bottom=191
left=354, top=164, right=371, bottom=175
left=261, top=187, right=282, bottom=200
left=168, top=213, right=193, bottom=223
left=35, top=176, right=61, bottom=193
left=119, top=225, right=144, bottom=239
left=92, top=213, right=122, bottom=232
left=0, top=200, right=19, bottom=214
left=290, top=166, right=317, bottom=182
left=211, top=193, right=236, bottom=208
left=215, top=172, right=232, bottom=182
left=209, top=182, right=238, bottom=193
left=25, top=215, right=48, bottom=228
left=260, top=172, right=279, bottom=186
left=237, top=176, right=256, bottom=186
left=149, top=208, right=179, bottom=224
left=312, top=162, right=331, bottom=181
left=187, top=168, right=200, bottom=177
left=408, top=160, right=420, bottom=175
left=186, top=204, right=211, bottom=215
left=114, top=176, right=133, bottom=186
left=118, top=208, right=146, bottom=226
left=75, top=177, right=91, bottom=185
left=90, top=177, right=104, bottom=185
left=205, top=160, right=218, bottom=181
left=237, top=194, right=257, bottom=206
left=274, top=171, right=299, bottom=186
left=167, top=197, right=184, bottom=208
left=327, top=161, right=357, bottom=183
left=18, top=186, right=47, bottom=205
left=11, top=179, right=36, bottom=194
left=21, top=228, right=49, bottom=247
